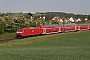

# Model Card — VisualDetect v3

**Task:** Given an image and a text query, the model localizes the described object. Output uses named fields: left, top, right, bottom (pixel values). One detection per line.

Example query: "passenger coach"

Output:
left=16, top=23, right=90, bottom=38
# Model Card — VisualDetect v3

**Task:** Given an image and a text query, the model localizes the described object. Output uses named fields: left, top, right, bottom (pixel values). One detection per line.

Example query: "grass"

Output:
left=0, top=31, right=90, bottom=60
left=0, top=33, right=16, bottom=40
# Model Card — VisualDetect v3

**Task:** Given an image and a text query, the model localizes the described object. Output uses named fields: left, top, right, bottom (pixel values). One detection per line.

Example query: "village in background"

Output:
left=0, top=12, right=90, bottom=34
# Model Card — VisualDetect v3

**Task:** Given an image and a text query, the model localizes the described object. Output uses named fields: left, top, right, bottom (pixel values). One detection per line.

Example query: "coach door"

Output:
left=43, top=28, right=46, bottom=34
left=87, top=26, right=90, bottom=29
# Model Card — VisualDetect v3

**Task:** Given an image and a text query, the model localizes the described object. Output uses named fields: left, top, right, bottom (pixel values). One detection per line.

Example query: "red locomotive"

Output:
left=16, top=23, right=90, bottom=38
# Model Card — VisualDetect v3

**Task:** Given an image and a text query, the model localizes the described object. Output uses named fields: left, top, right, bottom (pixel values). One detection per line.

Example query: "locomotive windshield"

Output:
left=17, top=28, right=23, bottom=31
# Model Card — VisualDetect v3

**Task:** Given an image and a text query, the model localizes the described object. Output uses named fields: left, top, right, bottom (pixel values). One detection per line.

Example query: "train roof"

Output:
left=41, top=24, right=76, bottom=27
left=79, top=24, right=88, bottom=25
left=43, top=24, right=60, bottom=27
left=64, top=24, right=76, bottom=26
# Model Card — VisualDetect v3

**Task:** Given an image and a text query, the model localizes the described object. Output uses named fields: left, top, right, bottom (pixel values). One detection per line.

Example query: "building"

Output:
left=69, top=17, right=75, bottom=22
left=52, top=16, right=60, bottom=20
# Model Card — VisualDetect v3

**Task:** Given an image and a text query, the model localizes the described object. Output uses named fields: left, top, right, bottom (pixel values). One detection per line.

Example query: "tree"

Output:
left=25, top=14, right=31, bottom=20
left=88, top=15, right=90, bottom=20
left=45, top=14, right=52, bottom=20
left=0, top=19, right=6, bottom=34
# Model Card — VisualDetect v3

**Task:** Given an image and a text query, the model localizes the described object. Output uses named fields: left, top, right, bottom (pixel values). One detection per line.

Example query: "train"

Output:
left=16, top=23, right=90, bottom=38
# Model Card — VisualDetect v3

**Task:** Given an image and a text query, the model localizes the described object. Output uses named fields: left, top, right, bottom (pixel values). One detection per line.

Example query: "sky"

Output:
left=0, top=0, right=90, bottom=14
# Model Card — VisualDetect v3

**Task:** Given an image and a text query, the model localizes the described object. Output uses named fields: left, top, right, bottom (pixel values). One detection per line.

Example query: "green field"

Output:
left=0, top=31, right=90, bottom=60
left=0, top=33, right=16, bottom=40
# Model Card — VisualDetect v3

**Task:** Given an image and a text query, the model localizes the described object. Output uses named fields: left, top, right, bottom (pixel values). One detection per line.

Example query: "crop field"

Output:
left=0, top=31, right=90, bottom=60
left=0, top=33, right=16, bottom=40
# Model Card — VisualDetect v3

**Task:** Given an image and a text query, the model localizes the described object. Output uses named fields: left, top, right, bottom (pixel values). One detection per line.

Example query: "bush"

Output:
left=0, top=19, right=6, bottom=34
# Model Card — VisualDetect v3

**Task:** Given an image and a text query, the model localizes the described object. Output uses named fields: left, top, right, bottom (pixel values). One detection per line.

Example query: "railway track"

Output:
left=0, top=38, right=21, bottom=43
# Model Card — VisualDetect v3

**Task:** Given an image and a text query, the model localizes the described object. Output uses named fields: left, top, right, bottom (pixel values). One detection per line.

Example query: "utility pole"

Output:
left=62, top=17, right=65, bottom=32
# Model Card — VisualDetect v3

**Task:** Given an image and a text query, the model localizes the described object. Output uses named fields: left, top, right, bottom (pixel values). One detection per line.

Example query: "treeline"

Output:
left=0, top=12, right=90, bottom=34
left=41, top=12, right=90, bottom=20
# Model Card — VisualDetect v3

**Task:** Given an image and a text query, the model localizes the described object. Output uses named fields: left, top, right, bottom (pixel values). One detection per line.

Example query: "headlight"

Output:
left=17, top=32, right=22, bottom=33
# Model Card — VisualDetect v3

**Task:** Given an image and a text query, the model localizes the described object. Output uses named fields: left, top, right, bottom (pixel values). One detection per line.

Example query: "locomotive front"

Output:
left=16, top=28, right=24, bottom=37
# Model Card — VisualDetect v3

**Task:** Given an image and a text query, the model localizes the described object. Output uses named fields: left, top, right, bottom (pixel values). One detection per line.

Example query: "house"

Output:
left=52, top=16, right=60, bottom=20
left=52, top=16, right=68, bottom=23
left=76, top=18, right=81, bottom=22
left=85, top=18, right=88, bottom=21
left=59, top=18, right=63, bottom=22
left=69, top=17, right=75, bottom=22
